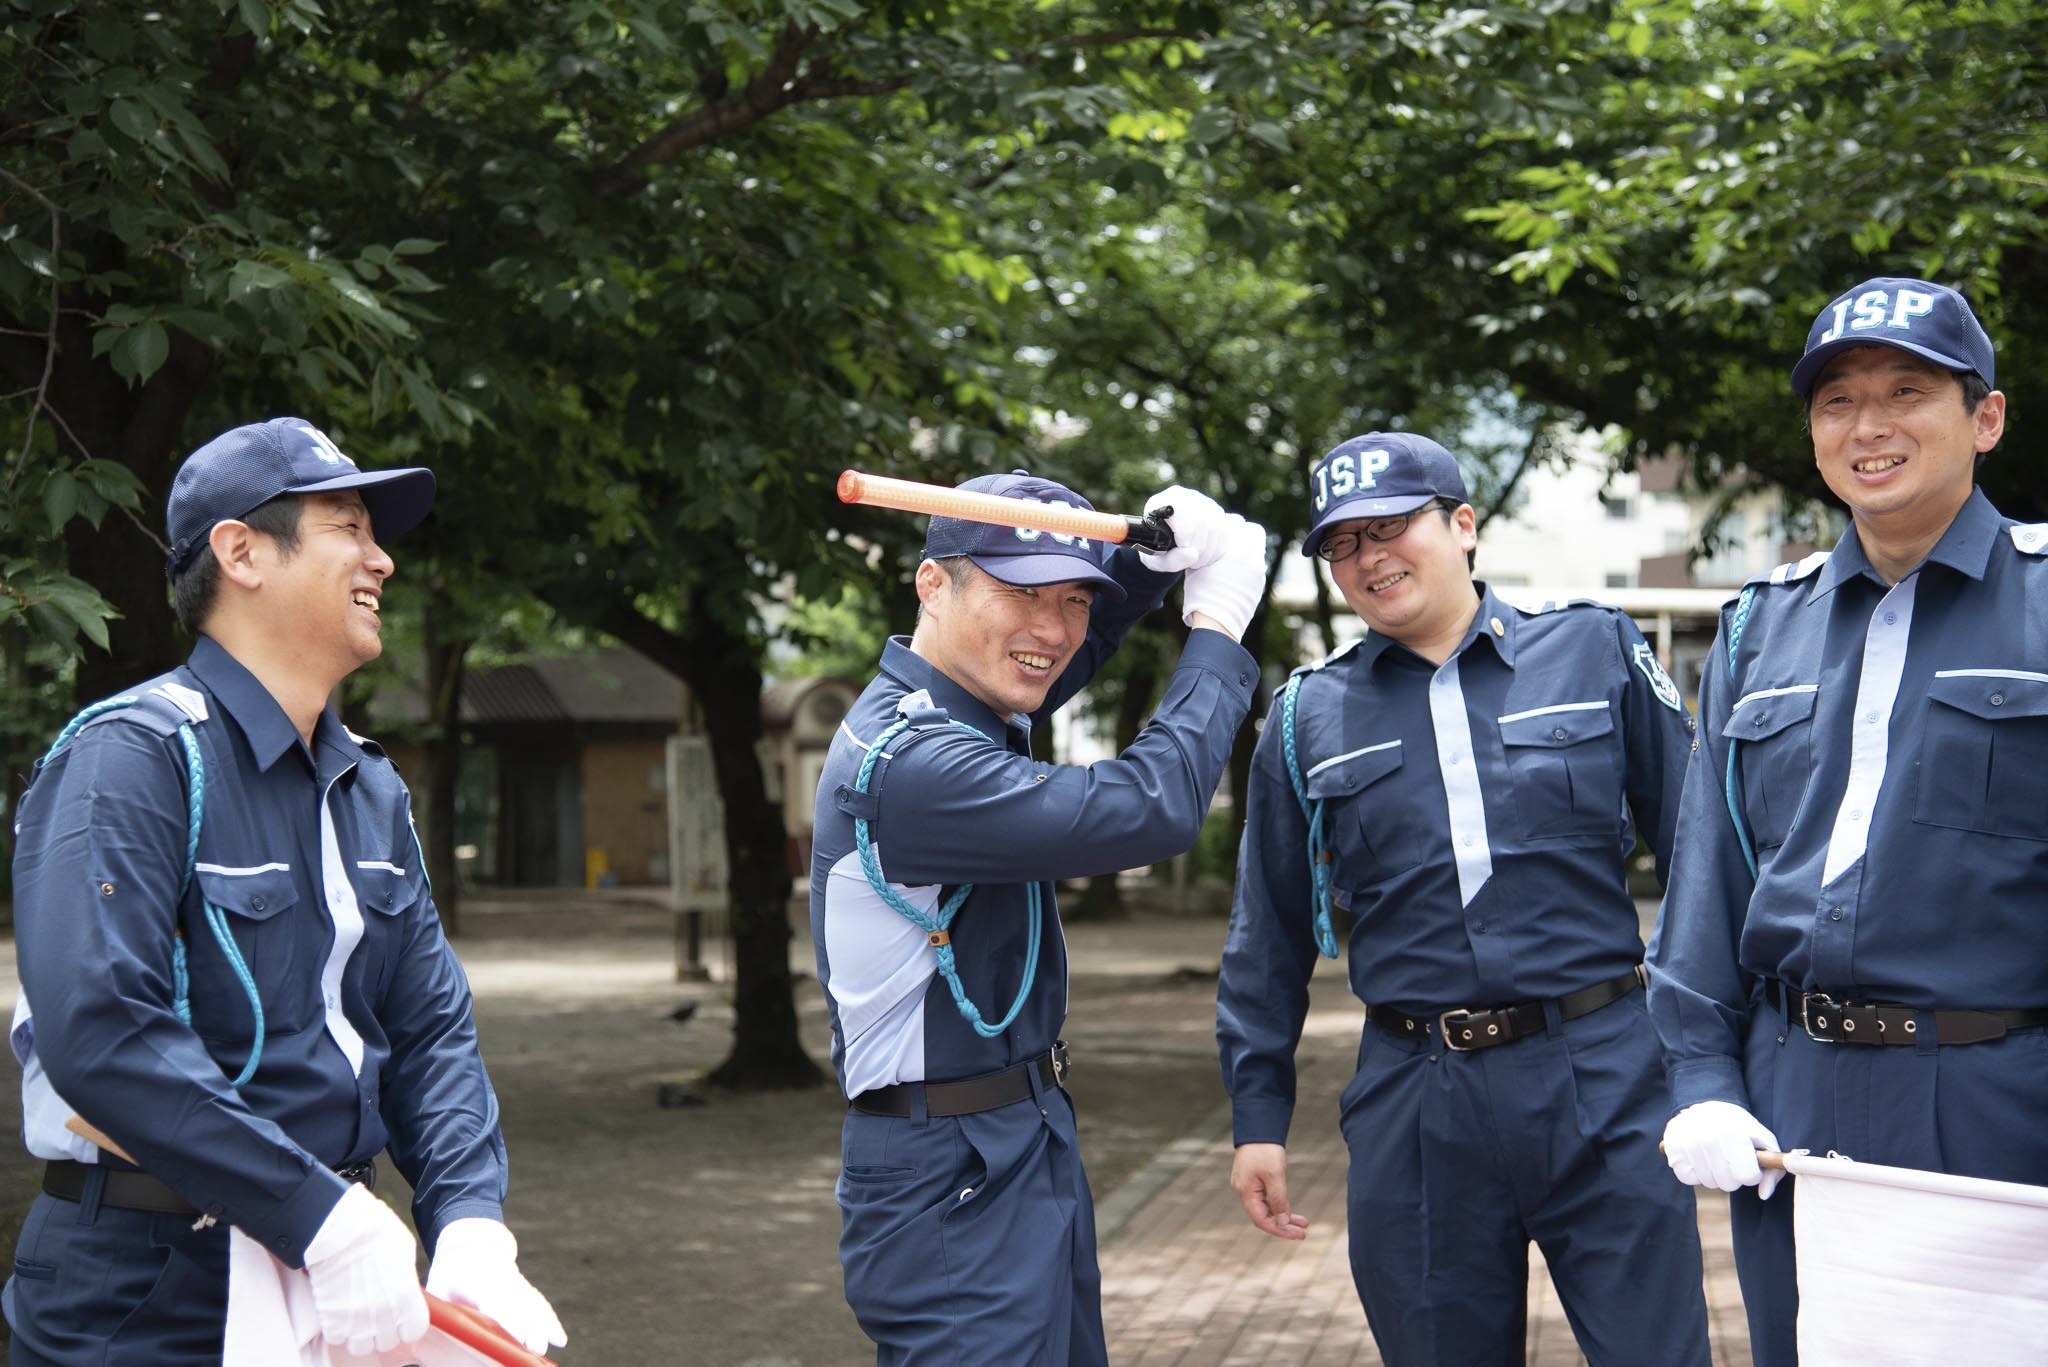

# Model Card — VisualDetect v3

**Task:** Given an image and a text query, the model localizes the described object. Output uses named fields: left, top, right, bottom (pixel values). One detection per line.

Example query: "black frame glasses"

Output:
left=1314, top=498, right=1461, bottom=563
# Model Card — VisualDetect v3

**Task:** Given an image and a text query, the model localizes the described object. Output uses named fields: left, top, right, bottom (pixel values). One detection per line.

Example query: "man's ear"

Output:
left=913, top=558, right=950, bottom=612
left=208, top=520, right=263, bottom=589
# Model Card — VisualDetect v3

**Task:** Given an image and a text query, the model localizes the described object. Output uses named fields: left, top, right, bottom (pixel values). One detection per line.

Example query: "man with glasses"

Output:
left=1215, top=433, right=1710, bottom=1364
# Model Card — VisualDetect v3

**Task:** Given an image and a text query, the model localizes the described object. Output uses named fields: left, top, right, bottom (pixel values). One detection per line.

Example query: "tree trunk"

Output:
left=53, top=321, right=214, bottom=703
left=421, top=616, right=469, bottom=933
left=579, top=581, right=822, bottom=1092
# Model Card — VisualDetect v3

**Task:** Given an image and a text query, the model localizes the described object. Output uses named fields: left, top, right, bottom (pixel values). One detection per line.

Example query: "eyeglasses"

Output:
left=1314, top=499, right=1461, bottom=563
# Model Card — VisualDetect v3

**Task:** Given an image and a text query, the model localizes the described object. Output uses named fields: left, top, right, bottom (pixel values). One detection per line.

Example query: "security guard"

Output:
left=1649, top=277, right=2047, bottom=1366
left=810, top=470, right=1268, bottom=1364
left=7, top=419, right=563, bottom=1363
left=1219, top=433, right=1710, bottom=1365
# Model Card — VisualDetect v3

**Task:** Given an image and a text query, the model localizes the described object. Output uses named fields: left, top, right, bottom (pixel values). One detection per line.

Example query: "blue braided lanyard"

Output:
left=40, top=698, right=266, bottom=1087
left=1723, top=585, right=1761, bottom=881
left=1277, top=675, right=1341, bottom=960
left=851, top=714, right=1042, bottom=1039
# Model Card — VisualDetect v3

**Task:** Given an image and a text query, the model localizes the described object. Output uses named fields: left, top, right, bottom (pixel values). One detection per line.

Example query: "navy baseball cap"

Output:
left=1791, top=277, right=1996, bottom=399
left=165, top=418, right=436, bottom=576
left=1301, top=433, right=1469, bottom=559
left=922, top=470, right=1125, bottom=603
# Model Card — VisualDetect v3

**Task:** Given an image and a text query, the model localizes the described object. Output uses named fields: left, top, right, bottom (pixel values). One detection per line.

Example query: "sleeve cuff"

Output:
left=1231, top=1100, right=1295, bottom=1149
left=1669, top=1055, right=1752, bottom=1113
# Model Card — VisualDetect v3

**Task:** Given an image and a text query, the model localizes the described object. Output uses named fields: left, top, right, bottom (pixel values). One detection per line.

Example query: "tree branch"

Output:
left=0, top=164, right=60, bottom=493
left=592, top=23, right=1197, bottom=196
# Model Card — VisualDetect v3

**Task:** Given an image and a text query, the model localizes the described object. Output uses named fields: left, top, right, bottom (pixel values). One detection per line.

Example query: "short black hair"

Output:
left=171, top=494, right=304, bottom=635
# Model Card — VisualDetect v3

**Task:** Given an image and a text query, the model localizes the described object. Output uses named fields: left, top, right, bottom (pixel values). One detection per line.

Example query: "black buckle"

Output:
left=1049, top=1040, right=1071, bottom=1086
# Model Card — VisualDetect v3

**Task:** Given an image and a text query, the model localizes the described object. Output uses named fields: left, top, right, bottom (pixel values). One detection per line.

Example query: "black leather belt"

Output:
left=851, top=1043, right=1069, bottom=1118
left=1762, top=980, right=2048, bottom=1046
left=43, top=1158, right=377, bottom=1214
left=1369, top=966, right=1646, bottom=1052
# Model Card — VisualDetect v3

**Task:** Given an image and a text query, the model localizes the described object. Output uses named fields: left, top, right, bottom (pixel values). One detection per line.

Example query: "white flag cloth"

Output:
left=1788, top=1150, right=2048, bottom=1366
left=225, top=1227, right=511, bottom=1367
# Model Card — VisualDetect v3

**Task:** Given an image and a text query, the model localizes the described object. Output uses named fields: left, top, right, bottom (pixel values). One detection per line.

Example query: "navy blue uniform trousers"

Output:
left=837, top=1074, right=1104, bottom=1366
left=6, top=1182, right=227, bottom=1365
left=1732, top=990, right=2048, bottom=1367
left=1342, top=992, right=1710, bottom=1367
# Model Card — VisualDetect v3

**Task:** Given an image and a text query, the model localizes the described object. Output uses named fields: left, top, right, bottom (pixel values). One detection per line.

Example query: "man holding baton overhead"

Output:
left=811, top=468, right=1268, bottom=1364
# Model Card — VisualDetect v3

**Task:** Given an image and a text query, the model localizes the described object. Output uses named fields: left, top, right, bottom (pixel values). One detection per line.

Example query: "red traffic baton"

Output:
left=836, top=469, right=1175, bottom=552
left=426, top=1293, right=557, bottom=1366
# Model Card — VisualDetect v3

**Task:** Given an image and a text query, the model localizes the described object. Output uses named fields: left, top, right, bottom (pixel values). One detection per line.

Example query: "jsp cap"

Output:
left=1302, top=432, right=1469, bottom=559
left=922, top=470, right=1125, bottom=603
left=1791, top=277, right=1996, bottom=399
left=165, top=418, right=436, bottom=576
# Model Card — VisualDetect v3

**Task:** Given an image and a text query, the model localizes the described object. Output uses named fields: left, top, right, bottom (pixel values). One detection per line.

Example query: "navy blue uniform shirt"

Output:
left=810, top=551, right=1256, bottom=1097
left=1649, top=489, right=2048, bottom=1111
left=11, top=637, right=505, bottom=1265
left=1221, top=586, right=1696, bottom=1145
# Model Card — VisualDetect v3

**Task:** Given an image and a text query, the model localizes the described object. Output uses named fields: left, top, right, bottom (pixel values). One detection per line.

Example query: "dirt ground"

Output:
left=0, top=889, right=1244, bottom=1365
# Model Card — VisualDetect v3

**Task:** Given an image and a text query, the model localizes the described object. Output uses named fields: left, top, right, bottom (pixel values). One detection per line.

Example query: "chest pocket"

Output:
left=1305, top=741, right=1428, bottom=883
left=1914, top=672, right=2048, bottom=842
left=1497, top=702, right=1621, bottom=841
left=351, top=861, right=415, bottom=918
left=188, top=866, right=299, bottom=1041
left=1723, top=686, right=1819, bottom=851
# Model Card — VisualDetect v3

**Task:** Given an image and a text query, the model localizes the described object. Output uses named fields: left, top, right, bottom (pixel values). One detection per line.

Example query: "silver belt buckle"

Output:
left=1049, top=1040, right=1071, bottom=1086
left=1801, top=991, right=1845, bottom=1043
left=1438, top=1009, right=1482, bottom=1051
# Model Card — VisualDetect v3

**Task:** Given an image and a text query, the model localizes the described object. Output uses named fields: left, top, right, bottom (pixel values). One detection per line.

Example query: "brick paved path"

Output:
left=1095, top=966, right=1755, bottom=1366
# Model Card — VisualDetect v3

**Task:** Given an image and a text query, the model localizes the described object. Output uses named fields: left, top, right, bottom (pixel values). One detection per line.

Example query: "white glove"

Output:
left=302, top=1183, right=429, bottom=1355
left=1662, top=1100, right=1785, bottom=1199
left=1181, top=514, right=1269, bottom=641
left=426, top=1217, right=567, bottom=1354
left=1136, top=486, right=1234, bottom=574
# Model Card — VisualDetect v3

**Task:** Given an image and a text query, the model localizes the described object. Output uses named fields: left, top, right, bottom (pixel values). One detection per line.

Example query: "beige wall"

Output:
left=580, top=739, right=671, bottom=885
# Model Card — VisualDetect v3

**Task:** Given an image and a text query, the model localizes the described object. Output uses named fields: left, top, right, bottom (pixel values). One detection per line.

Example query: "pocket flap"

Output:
left=1928, top=671, right=2048, bottom=721
left=192, top=865, right=297, bottom=921
left=1723, top=686, right=1819, bottom=742
left=1499, top=703, right=1614, bottom=749
left=1305, top=740, right=1404, bottom=800
left=351, top=860, right=417, bottom=916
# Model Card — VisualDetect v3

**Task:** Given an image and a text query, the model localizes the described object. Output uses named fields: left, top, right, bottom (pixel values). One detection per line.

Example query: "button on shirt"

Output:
left=1650, top=489, right=2048, bottom=1112
left=810, top=553, right=1257, bottom=1098
left=10, top=637, right=505, bottom=1264
left=1221, top=587, right=1694, bottom=1145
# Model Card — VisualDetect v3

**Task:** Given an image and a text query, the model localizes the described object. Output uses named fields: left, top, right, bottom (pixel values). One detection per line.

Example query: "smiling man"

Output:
left=809, top=469, right=1268, bottom=1364
left=1217, top=433, right=1710, bottom=1365
left=1648, top=277, right=2045, bottom=1366
left=7, top=419, right=562, bottom=1363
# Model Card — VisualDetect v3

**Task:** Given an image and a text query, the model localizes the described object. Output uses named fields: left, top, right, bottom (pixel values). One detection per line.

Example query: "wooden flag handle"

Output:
left=835, top=470, right=1174, bottom=551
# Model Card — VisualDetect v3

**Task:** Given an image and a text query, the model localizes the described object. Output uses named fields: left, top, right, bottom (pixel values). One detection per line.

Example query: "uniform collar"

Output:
left=1818, top=485, right=2001, bottom=597
left=187, top=636, right=357, bottom=775
left=877, top=637, right=1027, bottom=749
left=1353, top=582, right=1512, bottom=671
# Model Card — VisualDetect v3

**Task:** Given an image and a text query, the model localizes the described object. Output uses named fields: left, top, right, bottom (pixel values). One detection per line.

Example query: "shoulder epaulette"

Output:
left=1744, top=550, right=1829, bottom=588
left=1287, top=636, right=1364, bottom=679
left=2008, top=523, right=2048, bottom=556
left=1527, top=596, right=1604, bottom=615
left=78, top=677, right=208, bottom=739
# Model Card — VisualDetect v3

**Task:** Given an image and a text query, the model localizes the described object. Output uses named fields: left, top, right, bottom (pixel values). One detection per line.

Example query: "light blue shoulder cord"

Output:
left=851, top=715, right=1042, bottom=1039
left=1723, top=586, right=1761, bottom=880
left=40, top=699, right=266, bottom=1086
left=1277, top=676, right=1341, bottom=959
